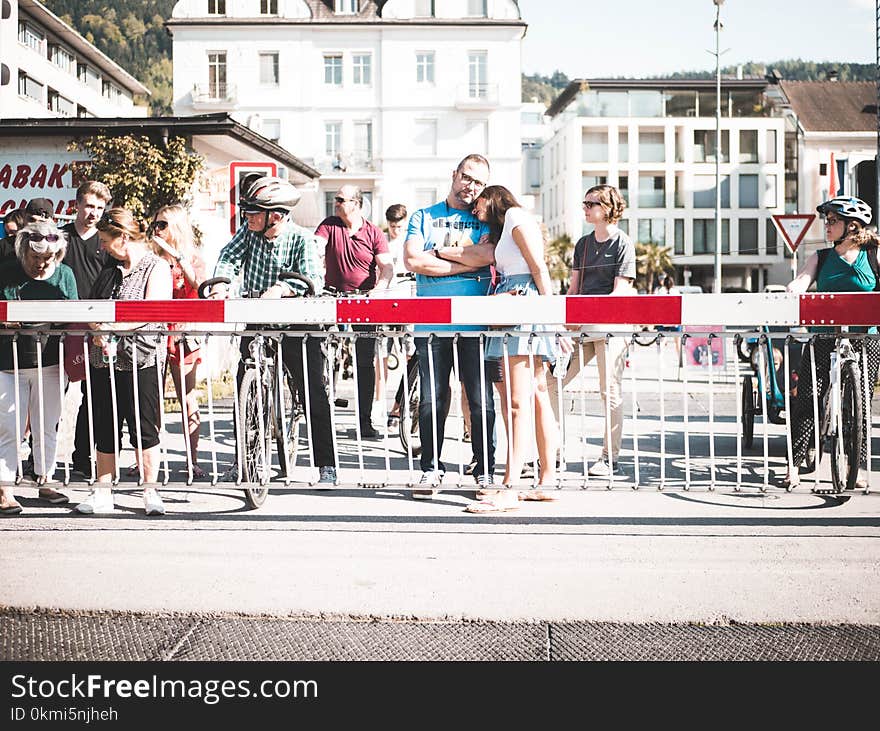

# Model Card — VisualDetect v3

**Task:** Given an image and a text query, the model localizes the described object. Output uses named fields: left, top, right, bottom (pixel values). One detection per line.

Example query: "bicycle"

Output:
left=198, top=271, right=314, bottom=508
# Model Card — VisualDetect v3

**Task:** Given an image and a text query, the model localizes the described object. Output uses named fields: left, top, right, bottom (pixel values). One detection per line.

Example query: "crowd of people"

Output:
left=0, top=156, right=877, bottom=516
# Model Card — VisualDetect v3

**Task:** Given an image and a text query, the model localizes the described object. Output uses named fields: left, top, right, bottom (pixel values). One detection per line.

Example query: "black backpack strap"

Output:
left=813, top=247, right=832, bottom=288
left=866, top=244, right=880, bottom=291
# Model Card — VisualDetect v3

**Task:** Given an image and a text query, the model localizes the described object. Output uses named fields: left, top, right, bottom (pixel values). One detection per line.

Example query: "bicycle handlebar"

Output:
left=198, top=272, right=316, bottom=299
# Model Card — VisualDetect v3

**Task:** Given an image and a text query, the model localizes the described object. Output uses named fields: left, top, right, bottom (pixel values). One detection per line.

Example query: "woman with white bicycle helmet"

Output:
left=784, top=195, right=880, bottom=489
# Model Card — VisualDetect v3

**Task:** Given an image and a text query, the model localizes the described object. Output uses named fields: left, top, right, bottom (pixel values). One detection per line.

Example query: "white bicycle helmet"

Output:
left=817, top=196, right=872, bottom=226
left=240, top=175, right=301, bottom=214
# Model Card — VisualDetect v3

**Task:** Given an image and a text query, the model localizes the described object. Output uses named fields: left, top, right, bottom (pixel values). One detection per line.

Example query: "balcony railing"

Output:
left=315, top=152, right=377, bottom=175
left=192, top=83, right=237, bottom=106
left=455, top=83, right=499, bottom=109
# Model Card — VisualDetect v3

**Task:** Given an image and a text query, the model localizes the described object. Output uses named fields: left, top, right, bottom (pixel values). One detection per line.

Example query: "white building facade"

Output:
left=0, top=0, right=149, bottom=119
left=543, top=79, right=788, bottom=292
left=168, top=0, right=525, bottom=227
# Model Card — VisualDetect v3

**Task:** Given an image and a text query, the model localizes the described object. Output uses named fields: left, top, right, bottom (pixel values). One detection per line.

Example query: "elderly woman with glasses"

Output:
left=0, top=219, right=77, bottom=515
left=784, top=196, right=880, bottom=489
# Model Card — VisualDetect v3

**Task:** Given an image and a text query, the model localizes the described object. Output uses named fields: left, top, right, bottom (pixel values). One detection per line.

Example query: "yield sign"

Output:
left=772, top=214, right=816, bottom=254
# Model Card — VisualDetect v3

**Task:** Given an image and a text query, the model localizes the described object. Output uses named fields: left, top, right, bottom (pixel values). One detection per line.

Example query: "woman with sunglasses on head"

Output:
left=439, top=184, right=563, bottom=512
left=784, top=196, right=880, bottom=489
left=75, top=208, right=173, bottom=516
left=0, top=220, right=77, bottom=514
left=148, top=204, right=206, bottom=480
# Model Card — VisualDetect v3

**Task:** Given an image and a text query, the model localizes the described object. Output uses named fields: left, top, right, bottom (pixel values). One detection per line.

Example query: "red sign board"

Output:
left=772, top=214, right=816, bottom=254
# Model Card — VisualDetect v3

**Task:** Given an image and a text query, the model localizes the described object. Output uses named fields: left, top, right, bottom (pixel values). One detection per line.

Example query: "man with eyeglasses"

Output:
left=315, top=185, right=393, bottom=438
left=59, top=181, right=113, bottom=477
left=402, top=153, right=497, bottom=497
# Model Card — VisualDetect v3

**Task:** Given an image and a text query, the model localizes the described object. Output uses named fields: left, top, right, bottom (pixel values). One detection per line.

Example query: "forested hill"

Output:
left=41, top=0, right=176, bottom=114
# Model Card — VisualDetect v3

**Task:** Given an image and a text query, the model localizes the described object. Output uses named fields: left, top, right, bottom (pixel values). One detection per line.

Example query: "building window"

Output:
left=260, top=0, right=278, bottom=13
left=664, top=90, right=697, bottom=117
left=18, top=72, right=43, bottom=103
left=739, top=174, right=759, bottom=208
left=582, top=129, right=607, bottom=162
left=693, top=129, right=729, bottom=163
left=335, top=0, right=358, bottom=14
left=467, top=0, right=488, bottom=16
left=697, top=90, right=727, bottom=117
left=630, top=91, right=663, bottom=117
left=48, top=88, right=74, bottom=117
left=352, top=54, right=372, bottom=86
left=263, top=119, right=281, bottom=143
left=766, top=130, right=777, bottom=164
left=208, top=52, right=227, bottom=98
left=464, top=119, right=488, bottom=156
left=324, top=55, right=342, bottom=85
left=414, top=0, right=435, bottom=16
left=49, top=45, right=75, bottom=74
left=739, top=130, right=758, bottom=163
left=353, top=120, right=373, bottom=164
left=259, top=53, right=279, bottom=85
left=638, top=175, right=665, bottom=208
left=674, top=219, right=685, bottom=255
left=416, top=52, right=434, bottom=84
left=738, top=219, right=759, bottom=255
left=694, top=174, right=730, bottom=208
left=693, top=219, right=730, bottom=254
left=618, top=130, right=629, bottom=163
left=582, top=174, right=608, bottom=195
left=618, top=174, right=629, bottom=206
left=207, top=0, right=226, bottom=14
left=764, top=174, right=778, bottom=208
left=638, top=130, right=665, bottom=163
left=413, top=119, right=438, bottom=157
left=638, top=218, right=666, bottom=246
left=18, top=22, right=45, bottom=53
left=467, top=51, right=488, bottom=99
left=674, top=173, right=685, bottom=208
left=325, top=122, right=342, bottom=158
left=766, top=218, right=778, bottom=255
left=618, top=219, right=629, bottom=236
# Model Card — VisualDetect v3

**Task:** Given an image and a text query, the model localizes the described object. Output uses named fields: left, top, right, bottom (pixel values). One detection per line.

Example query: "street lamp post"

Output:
left=713, top=0, right=725, bottom=294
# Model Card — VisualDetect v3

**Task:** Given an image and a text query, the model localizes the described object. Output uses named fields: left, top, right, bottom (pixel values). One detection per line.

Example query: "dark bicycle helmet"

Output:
left=816, top=196, right=872, bottom=226
left=240, top=175, right=301, bottom=214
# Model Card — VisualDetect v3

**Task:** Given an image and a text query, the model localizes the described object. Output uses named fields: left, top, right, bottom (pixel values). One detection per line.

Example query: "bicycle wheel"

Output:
left=741, top=375, right=755, bottom=449
left=398, top=356, right=421, bottom=458
left=803, top=388, right=831, bottom=474
left=830, top=360, right=863, bottom=493
left=237, top=368, right=272, bottom=508
left=274, top=371, right=302, bottom=476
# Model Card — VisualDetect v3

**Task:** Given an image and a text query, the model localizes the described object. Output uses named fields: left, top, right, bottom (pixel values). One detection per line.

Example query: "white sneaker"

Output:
left=75, top=488, right=114, bottom=515
left=588, top=457, right=623, bottom=478
left=412, top=469, right=443, bottom=499
left=143, top=488, right=165, bottom=516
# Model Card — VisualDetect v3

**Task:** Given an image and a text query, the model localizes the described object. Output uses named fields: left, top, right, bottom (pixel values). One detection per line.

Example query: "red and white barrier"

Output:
left=1, top=292, right=879, bottom=327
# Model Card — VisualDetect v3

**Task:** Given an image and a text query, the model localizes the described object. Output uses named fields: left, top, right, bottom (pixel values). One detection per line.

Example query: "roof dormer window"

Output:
left=334, top=0, right=358, bottom=14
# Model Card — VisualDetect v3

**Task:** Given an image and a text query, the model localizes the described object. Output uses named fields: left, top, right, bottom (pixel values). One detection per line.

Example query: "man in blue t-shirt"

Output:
left=403, top=154, right=496, bottom=497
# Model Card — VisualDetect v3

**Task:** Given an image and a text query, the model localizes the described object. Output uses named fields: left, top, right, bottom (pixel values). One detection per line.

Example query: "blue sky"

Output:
left=517, top=0, right=877, bottom=78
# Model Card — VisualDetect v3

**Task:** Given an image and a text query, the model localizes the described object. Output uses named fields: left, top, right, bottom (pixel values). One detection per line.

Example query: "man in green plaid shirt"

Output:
left=210, top=176, right=337, bottom=484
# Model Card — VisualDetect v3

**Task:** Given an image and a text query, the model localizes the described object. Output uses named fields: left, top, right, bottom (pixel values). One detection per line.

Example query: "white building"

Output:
left=768, top=79, right=878, bottom=274
left=0, top=0, right=149, bottom=119
left=543, top=78, right=787, bottom=292
left=520, top=99, right=550, bottom=216
left=167, top=0, right=525, bottom=227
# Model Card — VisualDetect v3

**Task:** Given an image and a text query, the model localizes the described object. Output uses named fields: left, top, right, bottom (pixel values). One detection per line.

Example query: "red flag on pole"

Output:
left=828, top=152, right=837, bottom=197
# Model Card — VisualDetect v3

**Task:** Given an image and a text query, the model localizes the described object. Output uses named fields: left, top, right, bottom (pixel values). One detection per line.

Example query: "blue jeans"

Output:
left=415, top=335, right=495, bottom=476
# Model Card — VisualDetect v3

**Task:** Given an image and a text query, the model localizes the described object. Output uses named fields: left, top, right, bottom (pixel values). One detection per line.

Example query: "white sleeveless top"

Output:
left=493, top=207, right=542, bottom=276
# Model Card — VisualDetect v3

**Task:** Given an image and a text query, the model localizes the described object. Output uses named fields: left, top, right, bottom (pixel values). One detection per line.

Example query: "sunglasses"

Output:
left=334, top=196, right=357, bottom=204
left=26, top=232, right=60, bottom=243
left=151, top=220, right=169, bottom=231
left=582, top=201, right=602, bottom=209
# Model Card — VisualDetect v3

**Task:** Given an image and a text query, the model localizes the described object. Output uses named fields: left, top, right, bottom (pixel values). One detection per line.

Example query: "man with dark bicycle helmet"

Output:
left=209, top=175, right=338, bottom=484
left=784, top=195, right=880, bottom=489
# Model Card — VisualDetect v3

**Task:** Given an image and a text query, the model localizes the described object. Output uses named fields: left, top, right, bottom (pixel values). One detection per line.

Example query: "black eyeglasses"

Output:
left=582, top=201, right=602, bottom=209
left=26, top=232, right=60, bottom=243
left=458, top=172, right=486, bottom=189
left=335, top=196, right=358, bottom=204
left=151, top=220, right=169, bottom=231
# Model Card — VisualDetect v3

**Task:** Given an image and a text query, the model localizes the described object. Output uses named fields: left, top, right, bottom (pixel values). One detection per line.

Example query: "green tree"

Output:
left=70, top=134, right=203, bottom=219
left=546, top=233, right=574, bottom=293
left=635, top=241, right=674, bottom=293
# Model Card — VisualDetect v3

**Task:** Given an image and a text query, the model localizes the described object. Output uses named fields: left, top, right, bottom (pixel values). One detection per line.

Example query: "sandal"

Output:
left=190, top=465, right=207, bottom=480
left=0, top=500, right=22, bottom=516
left=465, top=497, right=519, bottom=514
left=126, top=464, right=140, bottom=478
left=519, top=489, right=559, bottom=502
left=38, top=487, right=70, bottom=505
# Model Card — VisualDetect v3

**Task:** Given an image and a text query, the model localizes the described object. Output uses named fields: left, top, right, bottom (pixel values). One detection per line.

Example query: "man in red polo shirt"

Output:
left=316, top=185, right=394, bottom=438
